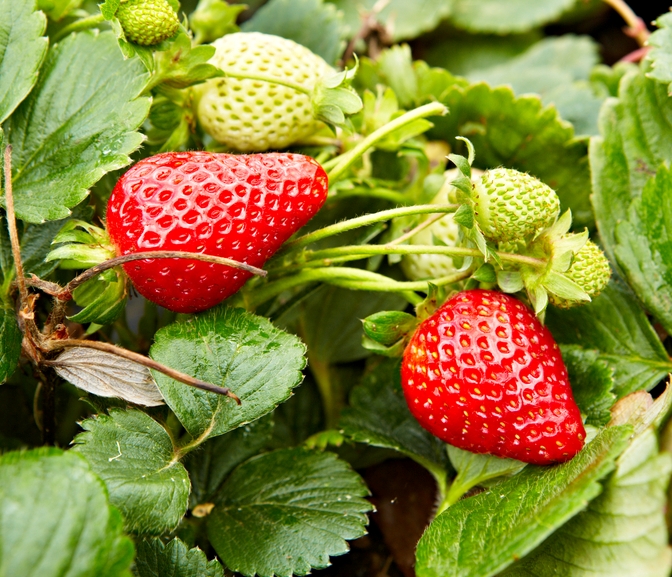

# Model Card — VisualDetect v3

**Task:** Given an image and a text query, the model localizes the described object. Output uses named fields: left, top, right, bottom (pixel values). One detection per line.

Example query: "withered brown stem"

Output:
left=3, top=146, right=28, bottom=307
left=58, top=251, right=267, bottom=300
left=46, top=338, right=241, bottom=404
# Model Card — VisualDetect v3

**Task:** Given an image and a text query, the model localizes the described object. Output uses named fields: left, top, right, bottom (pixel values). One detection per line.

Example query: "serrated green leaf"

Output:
left=134, top=537, right=224, bottom=577
left=431, top=82, right=593, bottom=228
left=151, top=306, right=307, bottom=439
left=646, top=11, right=672, bottom=94
left=73, top=409, right=190, bottom=535
left=327, top=0, right=452, bottom=42
left=377, top=44, right=418, bottom=108
left=339, top=358, right=450, bottom=482
left=186, top=416, right=273, bottom=506
left=207, top=447, right=372, bottom=577
left=414, top=426, right=632, bottom=577
left=466, top=36, right=604, bottom=136
left=0, top=307, right=21, bottom=384
left=299, top=286, right=407, bottom=363
left=500, top=428, right=672, bottom=577
left=0, top=0, right=48, bottom=124
left=6, top=30, right=150, bottom=223
left=561, top=346, right=615, bottom=426
left=243, top=0, right=346, bottom=65
left=613, top=164, right=672, bottom=335
left=546, top=281, right=672, bottom=397
left=0, top=448, right=134, bottom=577
left=448, top=0, right=577, bottom=34
left=591, top=66, right=672, bottom=265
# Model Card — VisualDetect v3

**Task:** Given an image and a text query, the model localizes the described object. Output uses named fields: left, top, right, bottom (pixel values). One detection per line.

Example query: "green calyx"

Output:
left=46, top=220, right=117, bottom=269
left=473, top=168, right=560, bottom=244
left=116, top=0, right=179, bottom=46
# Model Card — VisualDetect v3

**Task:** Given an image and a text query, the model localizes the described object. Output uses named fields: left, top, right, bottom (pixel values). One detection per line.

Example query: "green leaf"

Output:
left=445, top=446, right=526, bottom=507
left=0, top=0, right=47, bottom=124
left=414, top=426, right=632, bottom=577
left=299, top=286, right=408, bottom=363
left=561, top=346, right=615, bottom=426
left=546, top=282, right=672, bottom=397
left=186, top=416, right=273, bottom=506
left=189, top=0, right=245, bottom=45
left=73, top=409, right=190, bottom=535
left=646, top=11, right=672, bottom=95
left=327, top=0, right=452, bottom=42
left=339, top=359, right=450, bottom=482
left=591, top=66, right=672, bottom=264
left=431, top=82, right=593, bottom=228
left=466, top=36, right=604, bottom=136
left=207, top=448, right=372, bottom=576
left=134, top=538, right=224, bottom=577
left=0, top=448, right=134, bottom=577
left=500, top=428, right=672, bottom=577
left=39, top=0, right=83, bottom=21
left=6, top=31, right=150, bottom=223
left=150, top=306, right=307, bottom=439
left=243, top=0, right=346, bottom=65
left=613, top=164, right=672, bottom=335
left=448, top=0, right=577, bottom=34
left=0, top=307, right=21, bottom=384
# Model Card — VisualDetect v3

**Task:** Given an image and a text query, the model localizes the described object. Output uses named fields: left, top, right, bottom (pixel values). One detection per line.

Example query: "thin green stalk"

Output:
left=282, top=204, right=459, bottom=254
left=247, top=266, right=471, bottom=309
left=53, top=13, right=105, bottom=42
left=220, top=70, right=312, bottom=95
left=324, top=102, right=447, bottom=182
left=329, top=187, right=409, bottom=204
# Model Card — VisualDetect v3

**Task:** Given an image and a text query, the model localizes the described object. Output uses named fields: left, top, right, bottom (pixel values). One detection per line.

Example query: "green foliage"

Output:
left=646, top=12, right=672, bottom=94
left=0, top=307, right=21, bottom=384
left=339, top=358, right=450, bottom=482
left=6, top=31, right=150, bottom=223
left=207, top=448, right=372, bottom=576
left=73, top=409, right=190, bottom=535
left=150, top=307, right=307, bottom=439
left=0, top=448, right=134, bottom=577
left=546, top=282, right=672, bottom=397
left=134, top=538, right=224, bottom=577
left=243, top=0, right=346, bottom=65
left=414, top=426, right=632, bottom=577
left=189, top=0, right=245, bottom=45
left=0, top=0, right=47, bottom=125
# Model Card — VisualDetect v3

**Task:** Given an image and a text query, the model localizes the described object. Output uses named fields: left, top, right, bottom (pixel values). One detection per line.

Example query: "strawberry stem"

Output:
left=323, top=101, right=447, bottom=182
left=58, top=251, right=267, bottom=300
left=281, top=204, right=460, bottom=254
left=46, top=339, right=241, bottom=404
left=246, top=266, right=476, bottom=309
left=3, top=146, right=28, bottom=307
left=52, top=13, right=105, bottom=43
left=218, top=70, right=313, bottom=97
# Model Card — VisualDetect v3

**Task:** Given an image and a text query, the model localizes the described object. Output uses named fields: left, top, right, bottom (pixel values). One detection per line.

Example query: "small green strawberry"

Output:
left=116, top=0, right=180, bottom=46
left=549, top=237, right=611, bottom=308
left=473, top=168, right=560, bottom=244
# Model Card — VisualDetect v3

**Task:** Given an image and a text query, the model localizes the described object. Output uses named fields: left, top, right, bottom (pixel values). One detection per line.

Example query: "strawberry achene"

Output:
left=401, top=289, right=585, bottom=465
left=106, top=151, right=328, bottom=313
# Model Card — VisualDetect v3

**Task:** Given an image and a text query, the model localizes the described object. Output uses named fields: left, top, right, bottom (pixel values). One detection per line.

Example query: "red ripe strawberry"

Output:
left=106, top=151, right=328, bottom=313
left=401, top=289, right=585, bottom=465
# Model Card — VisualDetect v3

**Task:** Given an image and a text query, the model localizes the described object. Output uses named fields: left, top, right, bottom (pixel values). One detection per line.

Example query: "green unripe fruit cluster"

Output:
left=551, top=238, right=611, bottom=308
left=116, top=0, right=179, bottom=46
left=473, top=168, right=560, bottom=244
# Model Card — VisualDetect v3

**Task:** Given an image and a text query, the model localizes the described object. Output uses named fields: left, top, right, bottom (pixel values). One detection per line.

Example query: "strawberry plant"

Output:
left=2, top=1, right=672, bottom=576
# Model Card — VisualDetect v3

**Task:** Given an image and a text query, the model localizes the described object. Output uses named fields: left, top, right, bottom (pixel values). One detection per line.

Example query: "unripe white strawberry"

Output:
left=473, top=168, right=560, bottom=244
left=401, top=169, right=482, bottom=281
left=550, top=237, right=611, bottom=308
left=116, top=0, right=179, bottom=46
left=195, top=32, right=334, bottom=152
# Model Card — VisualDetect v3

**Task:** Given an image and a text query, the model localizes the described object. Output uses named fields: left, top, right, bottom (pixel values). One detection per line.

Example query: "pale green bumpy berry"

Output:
left=473, top=168, right=560, bottom=244
left=196, top=32, right=334, bottom=152
left=116, top=0, right=179, bottom=46
left=401, top=169, right=481, bottom=281
left=551, top=237, right=611, bottom=308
